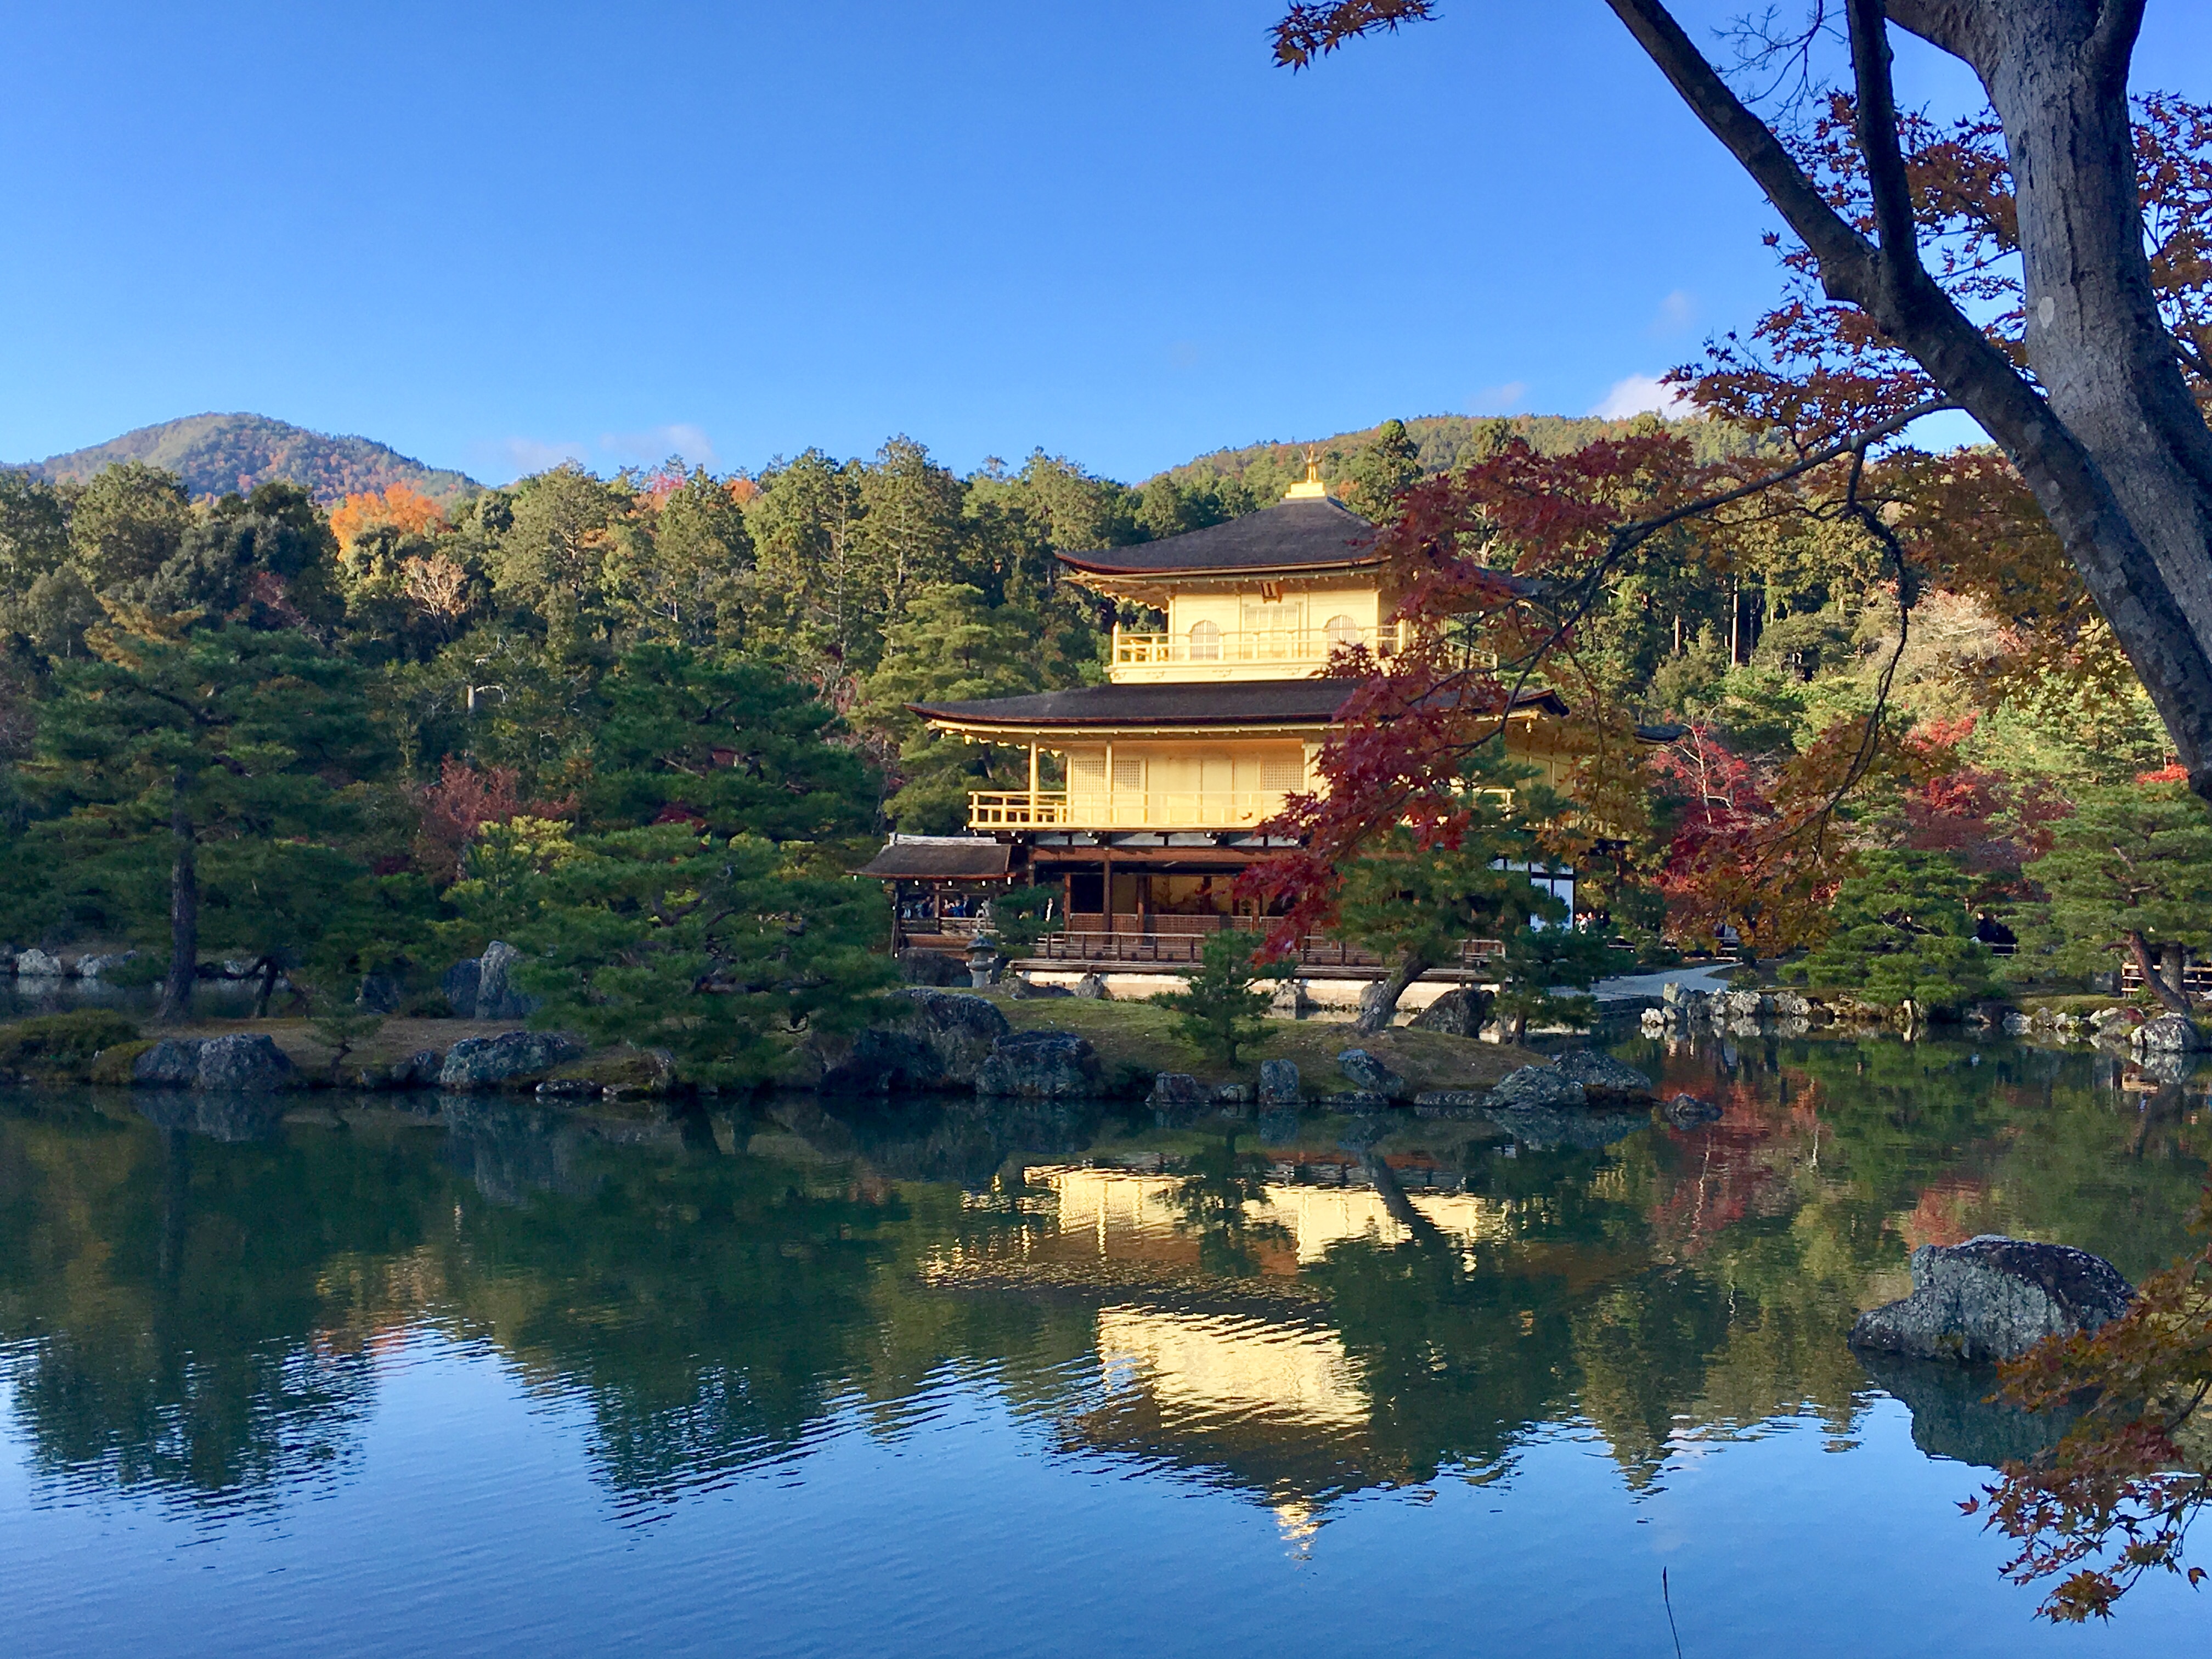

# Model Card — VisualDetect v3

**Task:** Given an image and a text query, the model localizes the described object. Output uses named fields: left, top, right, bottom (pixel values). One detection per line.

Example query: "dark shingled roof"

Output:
left=857, top=840, right=1014, bottom=879
left=911, top=679, right=1363, bottom=729
left=911, top=680, right=1572, bottom=729
left=1057, top=496, right=1379, bottom=578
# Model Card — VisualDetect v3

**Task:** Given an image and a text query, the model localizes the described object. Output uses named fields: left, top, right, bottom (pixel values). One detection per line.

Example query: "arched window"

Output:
left=1188, top=619, right=1222, bottom=662
left=1324, top=614, right=1362, bottom=650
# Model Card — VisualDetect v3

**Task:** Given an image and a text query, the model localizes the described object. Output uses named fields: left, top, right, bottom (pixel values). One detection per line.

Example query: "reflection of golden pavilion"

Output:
left=1042, top=1165, right=1515, bottom=1265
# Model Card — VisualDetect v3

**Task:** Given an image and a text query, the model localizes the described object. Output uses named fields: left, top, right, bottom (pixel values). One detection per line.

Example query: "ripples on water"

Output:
left=1, top=1031, right=2207, bottom=1655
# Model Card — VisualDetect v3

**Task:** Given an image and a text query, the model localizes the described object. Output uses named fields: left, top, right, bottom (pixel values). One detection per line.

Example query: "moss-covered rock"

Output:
left=545, top=1044, right=678, bottom=1097
left=87, top=1040, right=156, bottom=1085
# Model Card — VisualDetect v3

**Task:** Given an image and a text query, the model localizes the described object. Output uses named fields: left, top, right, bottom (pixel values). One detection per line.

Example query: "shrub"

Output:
left=0, top=1009, right=144, bottom=1072
left=1786, top=850, right=1997, bottom=1013
left=1155, top=930, right=1286, bottom=1069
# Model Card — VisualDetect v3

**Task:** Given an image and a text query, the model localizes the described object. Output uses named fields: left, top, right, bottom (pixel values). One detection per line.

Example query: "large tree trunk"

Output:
left=251, top=955, right=280, bottom=1020
left=2124, top=929, right=2193, bottom=1014
left=1611, top=0, right=2212, bottom=796
left=157, top=787, right=196, bottom=1025
left=1355, top=946, right=1434, bottom=1035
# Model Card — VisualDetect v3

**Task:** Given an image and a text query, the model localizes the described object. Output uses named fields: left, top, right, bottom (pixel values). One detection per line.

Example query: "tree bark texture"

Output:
left=1355, top=947, right=1434, bottom=1034
left=1610, top=0, right=2212, bottom=797
left=158, top=788, right=196, bottom=1024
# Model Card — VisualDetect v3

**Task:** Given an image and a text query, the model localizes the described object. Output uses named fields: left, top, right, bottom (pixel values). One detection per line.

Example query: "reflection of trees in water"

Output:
left=1167, top=1131, right=1290, bottom=1278
left=2, top=1035, right=2204, bottom=1523
left=0, top=1098, right=438, bottom=1513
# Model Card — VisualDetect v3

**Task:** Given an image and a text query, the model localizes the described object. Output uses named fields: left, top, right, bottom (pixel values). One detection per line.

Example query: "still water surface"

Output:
left=3, top=1033, right=2208, bottom=1656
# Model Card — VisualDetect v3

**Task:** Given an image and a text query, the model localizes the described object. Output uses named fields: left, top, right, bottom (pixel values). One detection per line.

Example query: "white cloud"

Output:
left=599, top=423, right=719, bottom=470
left=488, top=436, right=588, bottom=476
left=1589, top=373, right=1688, bottom=419
left=1652, top=289, right=1696, bottom=335
left=1469, top=380, right=1528, bottom=415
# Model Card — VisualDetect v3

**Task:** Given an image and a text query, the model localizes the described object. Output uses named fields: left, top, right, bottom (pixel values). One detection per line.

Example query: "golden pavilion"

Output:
left=862, top=466, right=1579, bottom=967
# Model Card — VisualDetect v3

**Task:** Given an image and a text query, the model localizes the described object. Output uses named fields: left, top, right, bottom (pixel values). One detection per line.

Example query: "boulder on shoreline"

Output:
left=1257, top=1058, right=1301, bottom=1107
left=1335, top=1048, right=1409, bottom=1101
left=1548, top=1048, right=1655, bottom=1104
left=1409, top=987, right=1491, bottom=1037
left=438, top=1032, right=583, bottom=1092
left=129, top=1034, right=297, bottom=1092
left=975, top=1029, right=1102, bottom=1098
left=813, top=989, right=1011, bottom=1094
left=1849, top=1235, right=2134, bottom=1364
left=1149, top=1071, right=1206, bottom=1124
left=1482, top=1065, right=1587, bottom=1112
left=2132, top=1012, right=2206, bottom=1052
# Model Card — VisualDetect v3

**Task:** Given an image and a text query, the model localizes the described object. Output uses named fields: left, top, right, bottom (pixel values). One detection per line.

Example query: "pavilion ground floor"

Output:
left=864, top=829, right=1577, bottom=978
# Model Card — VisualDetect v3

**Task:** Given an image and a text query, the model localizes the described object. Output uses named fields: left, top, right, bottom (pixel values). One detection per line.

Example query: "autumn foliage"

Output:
left=329, top=483, right=446, bottom=549
left=413, top=755, right=575, bottom=878
left=1964, top=1187, right=2212, bottom=1621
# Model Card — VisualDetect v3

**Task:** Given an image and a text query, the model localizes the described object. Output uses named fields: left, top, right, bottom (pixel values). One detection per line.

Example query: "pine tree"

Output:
left=853, top=583, right=1041, bottom=833
left=484, top=825, right=895, bottom=1088
left=1346, top=418, right=1422, bottom=524
left=25, top=619, right=381, bottom=1019
left=586, top=642, right=876, bottom=841
left=2013, top=780, right=2212, bottom=1011
left=1155, top=929, right=1286, bottom=1069
left=1787, top=850, right=1999, bottom=1013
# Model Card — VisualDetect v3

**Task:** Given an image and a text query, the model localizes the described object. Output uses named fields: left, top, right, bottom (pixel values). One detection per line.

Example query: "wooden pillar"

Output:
left=1102, top=844, right=1116, bottom=947
left=1028, top=742, right=1039, bottom=804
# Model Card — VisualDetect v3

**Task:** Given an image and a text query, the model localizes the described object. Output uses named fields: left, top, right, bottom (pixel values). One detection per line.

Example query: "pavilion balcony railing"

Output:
left=968, top=789, right=1294, bottom=831
left=1111, top=623, right=1403, bottom=669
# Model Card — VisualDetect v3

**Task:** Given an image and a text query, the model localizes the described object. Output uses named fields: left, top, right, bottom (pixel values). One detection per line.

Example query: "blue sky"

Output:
left=3, top=2, right=2207, bottom=485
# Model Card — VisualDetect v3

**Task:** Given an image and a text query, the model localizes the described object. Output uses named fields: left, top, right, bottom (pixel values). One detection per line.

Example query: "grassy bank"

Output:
left=1, top=991, right=1547, bottom=1104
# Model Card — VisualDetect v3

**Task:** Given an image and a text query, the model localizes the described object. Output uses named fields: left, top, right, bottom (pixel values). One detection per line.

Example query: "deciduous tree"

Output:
left=1277, top=3, right=2212, bottom=803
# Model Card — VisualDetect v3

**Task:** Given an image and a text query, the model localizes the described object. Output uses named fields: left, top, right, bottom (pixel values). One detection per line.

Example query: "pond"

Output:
left=2, top=1032, right=2207, bottom=1657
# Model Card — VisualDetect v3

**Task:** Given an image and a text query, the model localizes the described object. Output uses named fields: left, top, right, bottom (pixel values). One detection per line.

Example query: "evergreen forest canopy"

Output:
left=0, top=409, right=2182, bottom=1030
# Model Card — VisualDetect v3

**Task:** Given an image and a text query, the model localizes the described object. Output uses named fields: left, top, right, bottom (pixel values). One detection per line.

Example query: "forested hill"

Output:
left=18, top=413, right=478, bottom=506
left=1156, top=412, right=1757, bottom=496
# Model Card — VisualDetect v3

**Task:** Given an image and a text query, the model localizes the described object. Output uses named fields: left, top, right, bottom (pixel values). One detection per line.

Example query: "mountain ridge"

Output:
left=17, top=413, right=479, bottom=506
left=14, top=409, right=1736, bottom=511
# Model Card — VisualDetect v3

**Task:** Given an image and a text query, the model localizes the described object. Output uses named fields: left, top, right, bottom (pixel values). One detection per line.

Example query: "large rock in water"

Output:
left=194, top=1034, right=297, bottom=1091
left=816, top=990, right=1012, bottom=1094
left=1409, top=987, right=1492, bottom=1037
left=975, top=1030, right=1102, bottom=1098
left=1482, top=1065, right=1587, bottom=1113
left=1335, top=1048, right=1409, bottom=1101
left=1548, top=1048, right=1656, bottom=1103
left=438, top=1032, right=583, bottom=1091
left=1850, top=1235, right=2134, bottom=1363
left=1257, top=1058, right=1301, bottom=1107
